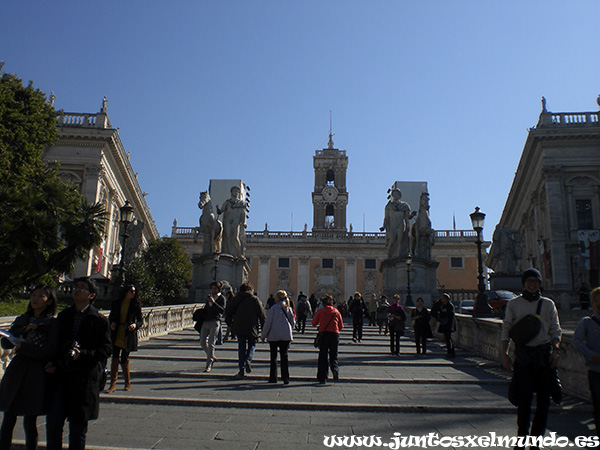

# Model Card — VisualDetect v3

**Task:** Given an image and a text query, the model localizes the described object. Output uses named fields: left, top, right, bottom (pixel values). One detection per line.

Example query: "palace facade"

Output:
left=43, top=100, right=159, bottom=281
left=172, top=134, right=485, bottom=305
left=488, top=98, right=600, bottom=301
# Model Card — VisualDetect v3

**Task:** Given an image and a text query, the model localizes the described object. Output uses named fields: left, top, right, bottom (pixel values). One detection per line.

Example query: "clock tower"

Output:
left=312, top=133, right=349, bottom=232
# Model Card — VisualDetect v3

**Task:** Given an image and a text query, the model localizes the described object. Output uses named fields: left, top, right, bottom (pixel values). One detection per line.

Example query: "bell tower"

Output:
left=312, top=132, right=348, bottom=232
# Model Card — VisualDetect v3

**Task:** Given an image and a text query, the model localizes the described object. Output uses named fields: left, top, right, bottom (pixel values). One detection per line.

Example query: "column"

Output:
left=344, top=257, right=356, bottom=300
left=298, top=257, right=310, bottom=296
left=257, top=256, right=271, bottom=301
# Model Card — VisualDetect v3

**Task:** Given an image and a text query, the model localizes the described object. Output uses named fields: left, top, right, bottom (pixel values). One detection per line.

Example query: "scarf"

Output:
left=522, top=290, right=541, bottom=302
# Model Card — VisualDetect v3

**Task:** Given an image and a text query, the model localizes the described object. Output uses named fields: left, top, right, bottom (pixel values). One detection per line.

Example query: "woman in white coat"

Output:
left=261, top=290, right=295, bottom=384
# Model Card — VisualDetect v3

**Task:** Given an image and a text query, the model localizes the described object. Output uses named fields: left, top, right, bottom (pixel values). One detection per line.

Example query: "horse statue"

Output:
left=197, top=191, right=222, bottom=254
left=410, top=192, right=433, bottom=260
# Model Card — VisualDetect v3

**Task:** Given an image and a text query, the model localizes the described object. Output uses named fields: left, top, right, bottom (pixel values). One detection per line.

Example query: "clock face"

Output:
left=322, top=186, right=338, bottom=201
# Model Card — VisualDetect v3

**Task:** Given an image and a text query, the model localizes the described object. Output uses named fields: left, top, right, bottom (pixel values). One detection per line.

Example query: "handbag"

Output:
left=314, top=314, right=335, bottom=349
left=390, top=318, right=405, bottom=333
left=508, top=300, right=543, bottom=346
left=99, top=361, right=108, bottom=391
left=507, top=374, right=519, bottom=406
left=549, top=367, right=562, bottom=404
left=193, top=307, right=206, bottom=334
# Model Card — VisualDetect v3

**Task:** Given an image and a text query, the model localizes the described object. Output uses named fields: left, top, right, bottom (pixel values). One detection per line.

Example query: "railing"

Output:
left=172, top=226, right=477, bottom=242
left=172, top=227, right=198, bottom=236
left=0, top=303, right=202, bottom=377
left=434, top=230, right=478, bottom=239
left=247, top=230, right=386, bottom=240
left=57, top=112, right=112, bottom=129
left=538, top=111, right=600, bottom=128
left=453, top=314, right=589, bottom=400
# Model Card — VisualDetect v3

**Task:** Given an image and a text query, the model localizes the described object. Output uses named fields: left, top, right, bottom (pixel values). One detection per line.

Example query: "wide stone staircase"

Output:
left=9, top=319, right=595, bottom=449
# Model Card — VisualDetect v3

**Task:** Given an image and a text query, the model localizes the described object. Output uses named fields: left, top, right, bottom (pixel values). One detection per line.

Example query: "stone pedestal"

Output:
left=489, top=273, right=522, bottom=292
left=380, top=257, right=439, bottom=308
left=190, top=253, right=250, bottom=302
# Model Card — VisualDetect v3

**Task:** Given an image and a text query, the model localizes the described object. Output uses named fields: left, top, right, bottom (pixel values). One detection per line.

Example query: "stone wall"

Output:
left=453, top=314, right=590, bottom=401
left=0, top=304, right=201, bottom=377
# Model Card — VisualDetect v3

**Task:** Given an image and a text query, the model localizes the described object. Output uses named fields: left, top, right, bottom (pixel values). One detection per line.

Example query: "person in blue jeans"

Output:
left=225, top=283, right=266, bottom=379
left=573, top=286, right=600, bottom=437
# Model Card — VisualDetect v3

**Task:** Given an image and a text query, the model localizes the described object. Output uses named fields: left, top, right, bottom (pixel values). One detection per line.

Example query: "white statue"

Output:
left=380, top=188, right=416, bottom=259
left=198, top=191, right=222, bottom=254
left=410, top=192, right=433, bottom=260
left=217, top=186, right=246, bottom=258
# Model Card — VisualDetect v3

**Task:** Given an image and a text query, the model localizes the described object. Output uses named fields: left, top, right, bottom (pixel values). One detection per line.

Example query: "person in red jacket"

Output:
left=312, top=295, right=344, bottom=384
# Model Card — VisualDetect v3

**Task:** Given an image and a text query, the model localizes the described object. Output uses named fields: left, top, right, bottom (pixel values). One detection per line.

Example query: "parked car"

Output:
left=474, top=290, right=517, bottom=317
left=458, top=299, right=474, bottom=315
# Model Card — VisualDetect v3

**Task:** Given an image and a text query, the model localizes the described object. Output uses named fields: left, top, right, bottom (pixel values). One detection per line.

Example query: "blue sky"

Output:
left=2, top=2, right=599, bottom=239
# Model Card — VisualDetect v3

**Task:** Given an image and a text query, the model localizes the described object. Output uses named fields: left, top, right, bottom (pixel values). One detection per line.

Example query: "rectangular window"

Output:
left=322, top=258, right=334, bottom=269
left=576, top=199, right=593, bottom=230
left=364, top=259, right=377, bottom=270
left=450, top=257, right=463, bottom=269
left=278, top=257, right=290, bottom=269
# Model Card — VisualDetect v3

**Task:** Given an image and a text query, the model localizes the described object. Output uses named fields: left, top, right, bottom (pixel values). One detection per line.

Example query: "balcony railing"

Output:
left=172, top=227, right=476, bottom=241
left=538, top=111, right=600, bottom=128
left=57, top=112, right=112, bottom=129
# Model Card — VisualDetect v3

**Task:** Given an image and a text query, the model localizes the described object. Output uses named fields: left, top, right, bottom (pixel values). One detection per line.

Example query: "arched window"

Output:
left=325, top=204, right=335, bottom=228
left=326, top=169, right=335, bottom=186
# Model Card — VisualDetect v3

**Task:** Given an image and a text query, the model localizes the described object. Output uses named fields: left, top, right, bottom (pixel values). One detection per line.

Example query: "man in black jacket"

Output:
left=225, top=283, right=266, bottom=379
left=46, top=277, right=112, bottom=450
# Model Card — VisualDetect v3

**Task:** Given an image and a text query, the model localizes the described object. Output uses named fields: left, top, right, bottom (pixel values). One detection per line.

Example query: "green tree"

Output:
left=0, top=65, right=105, bottom=298
left=126, top=238, right=192, bottom=306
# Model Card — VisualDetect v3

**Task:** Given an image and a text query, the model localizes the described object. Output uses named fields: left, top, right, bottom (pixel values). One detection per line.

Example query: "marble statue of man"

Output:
left=217, top=186, right=246, bottom=258
left=380, top=188, right=416, bottom=259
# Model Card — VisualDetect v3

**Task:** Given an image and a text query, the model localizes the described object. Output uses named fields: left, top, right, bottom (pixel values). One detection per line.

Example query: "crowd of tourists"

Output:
left=1, top=267, right=599, bottom=449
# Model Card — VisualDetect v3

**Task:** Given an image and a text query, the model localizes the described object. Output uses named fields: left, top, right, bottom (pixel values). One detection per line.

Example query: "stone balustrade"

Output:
left=453, top=314, right=590, bottom=401
left=57, top=112, right=112, bottom=129
left=171, top=226, right=477, bottom=242
left=434, top=230, right=478, bottom=239
left=538, top=111, right=600, bottom=128
left=0, top=304, right=202, bottom=377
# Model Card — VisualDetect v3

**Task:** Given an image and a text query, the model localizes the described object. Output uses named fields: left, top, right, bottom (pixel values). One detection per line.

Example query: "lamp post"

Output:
left=405, top=254, right=414, bottom=307
left=116, top=201, right=135, bottom=287
left=213, top=252, right=220, bottom=282
left=470, top=207, right=493, bottom=317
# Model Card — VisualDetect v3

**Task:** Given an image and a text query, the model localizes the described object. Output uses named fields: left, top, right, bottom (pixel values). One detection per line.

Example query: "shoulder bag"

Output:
left=508, top=299, right=543, bottom=346
left=193, top=307, right=206, bottom=334
left=314, top=314, right=335, bottom=349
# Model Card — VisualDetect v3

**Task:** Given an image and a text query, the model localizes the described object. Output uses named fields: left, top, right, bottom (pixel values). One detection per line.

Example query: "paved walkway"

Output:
left=9, top=320, right=595, bottom=449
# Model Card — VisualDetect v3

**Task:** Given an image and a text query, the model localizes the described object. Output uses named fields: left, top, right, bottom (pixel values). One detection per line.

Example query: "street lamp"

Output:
left=405, top=254, right=414, bottom=307
left=116, top=201, right=135, bottom=287
left=470, top=207, right=493, bottom=317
